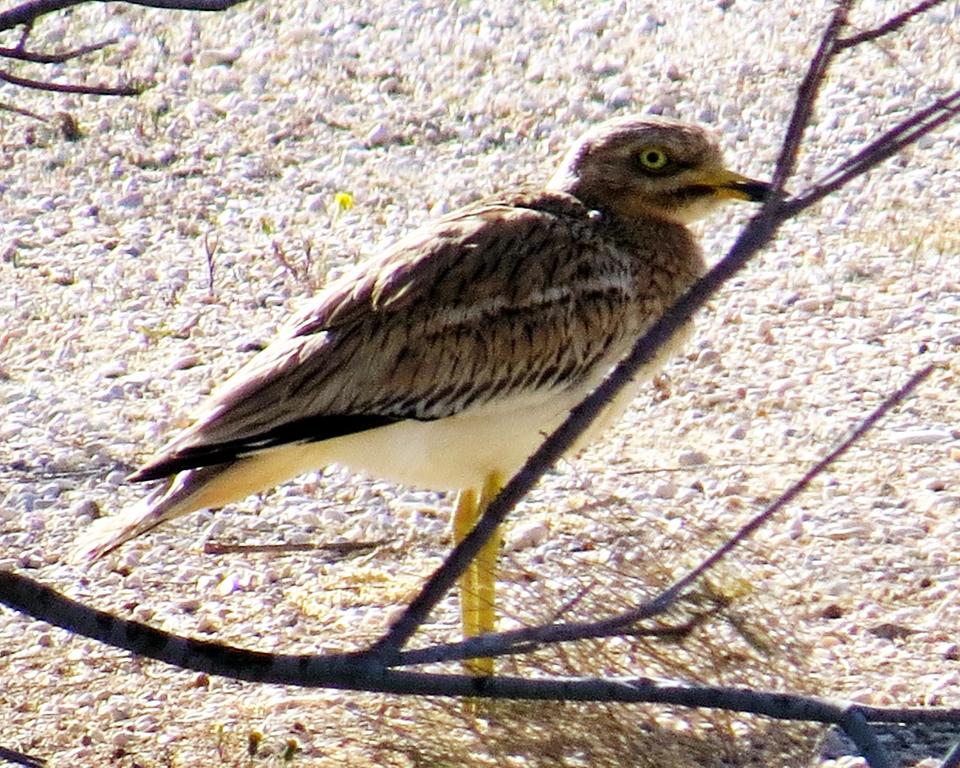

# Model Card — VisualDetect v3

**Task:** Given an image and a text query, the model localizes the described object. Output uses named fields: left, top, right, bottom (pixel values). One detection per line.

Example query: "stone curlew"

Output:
left=72, top=114, right=770, bottom=674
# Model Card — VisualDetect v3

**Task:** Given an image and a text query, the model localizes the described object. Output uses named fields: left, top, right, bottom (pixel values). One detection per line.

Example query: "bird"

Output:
left=71, top=114, right=770, bottom=675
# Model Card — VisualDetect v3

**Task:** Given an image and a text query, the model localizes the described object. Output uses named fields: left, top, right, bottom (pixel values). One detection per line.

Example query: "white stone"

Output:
left=505, top=519, right=549, bottom=551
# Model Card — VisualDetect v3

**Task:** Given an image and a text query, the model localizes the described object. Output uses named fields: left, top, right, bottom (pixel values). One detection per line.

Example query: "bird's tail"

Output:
left=68, top=465, right=226, bottom=563
left=69, top=442, right=329, bottom=564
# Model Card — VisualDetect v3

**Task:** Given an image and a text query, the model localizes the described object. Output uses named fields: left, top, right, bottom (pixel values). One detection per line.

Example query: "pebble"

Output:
left=204, top=518, right=227, bottom=539
left=652, top=480, right=677, bottom=500
left=365, top=122, right=394, bottom=147
left=305, top=194, right=326, bottom=213
left=170, top=354, right=201, bottom=370
left=97, top=361, right=127, bottom=379
left=104, top=470, right=128, bottom=486
left=889, top=428, right=953, bottom=446
left=505, top=519, right=549, bottom=551
left=178, top=598, right=202, bottom=613
left=677, top=450, right=708, bottom=467
left=197, top=47, right=242, bottom=67
left=216, top=574, right=240, bottom=596
left=111, top=731, right=134, bottom=748
left=117, top=191, right=144, bottom=209
left=18, top=552, right=43, bottom=569
left=607, top=86, right=633, bottom=108
left=195, top=615, right=221, bottom=633
left=793, top=296, right=834, bottom=312
left=725, top=423, right=747, bottom=440
left=696, top=348, right=720, bottom=366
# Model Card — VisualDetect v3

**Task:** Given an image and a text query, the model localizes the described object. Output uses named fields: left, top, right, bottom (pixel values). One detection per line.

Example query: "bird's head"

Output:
left=548, top=115, right=771, bottom=225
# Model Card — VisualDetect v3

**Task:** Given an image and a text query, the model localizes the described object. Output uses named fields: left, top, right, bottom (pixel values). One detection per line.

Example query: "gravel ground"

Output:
left=1, top=1, right=959, bottom=766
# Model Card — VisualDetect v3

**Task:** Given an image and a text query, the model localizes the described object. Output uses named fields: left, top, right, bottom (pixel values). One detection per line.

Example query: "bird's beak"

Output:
left=701, top=169, right=773, bottom=203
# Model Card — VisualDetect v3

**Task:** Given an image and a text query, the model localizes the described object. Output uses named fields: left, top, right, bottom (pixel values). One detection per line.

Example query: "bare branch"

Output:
left=0, top=67, right=141, bottom=96
left=632, top=364, right=935, bottom=621
left=0, top=745, right=45, bottom=768
left=119, top=0, right=246, bottom=8
left=0, top=37, right=117, bottom=63
left=0, top=559, right=955, bottom=768
left=0, top=0, right=84, bottom=32
left=836, top=0, right=948, bottom=49
left=771, top=0, right=852, bottom=191
left=0, top=0, right=246, bottom=31
left=841, top=708, right=894, bottom=768
left=0, top=0, right=248, bottom=101
left=0, top=99, right=47, bottom=122
left=786, top=89, right=960, bottom=216
left=0, top=67, right=142, bottom=95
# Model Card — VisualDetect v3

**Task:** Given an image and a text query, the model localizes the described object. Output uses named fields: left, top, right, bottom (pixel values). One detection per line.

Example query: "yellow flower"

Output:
left=333, top=191, right=354, bottom=212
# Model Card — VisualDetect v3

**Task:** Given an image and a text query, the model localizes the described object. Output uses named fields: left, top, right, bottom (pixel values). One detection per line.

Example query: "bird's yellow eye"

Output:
left=637, top=147, right=669, bottom=171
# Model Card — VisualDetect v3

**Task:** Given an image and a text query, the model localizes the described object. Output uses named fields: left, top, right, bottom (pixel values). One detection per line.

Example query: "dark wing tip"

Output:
left=126, top=413, right=407, bottom=483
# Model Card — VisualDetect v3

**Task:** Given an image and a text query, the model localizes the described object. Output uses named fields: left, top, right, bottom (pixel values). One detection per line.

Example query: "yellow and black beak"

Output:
left=705, top=169, right=773, bottom=203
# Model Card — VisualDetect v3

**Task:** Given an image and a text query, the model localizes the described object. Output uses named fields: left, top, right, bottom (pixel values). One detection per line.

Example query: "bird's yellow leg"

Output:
left=476, top=470, right=505, bottom=642
left=453, top=487, right=480, bottom=644
left=452, top=471, right=505, bottom=676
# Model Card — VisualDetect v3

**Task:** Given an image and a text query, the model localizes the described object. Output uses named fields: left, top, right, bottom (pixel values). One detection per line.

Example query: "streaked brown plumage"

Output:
left=72, top=115, right=769, bottom=672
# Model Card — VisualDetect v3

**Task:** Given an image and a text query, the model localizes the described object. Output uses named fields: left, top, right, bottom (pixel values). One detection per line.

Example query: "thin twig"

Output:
left=0, top=100, right=47, bottom=122
left=0, top=68, right=142, bottom=96
left=15, top=22, right=31, bottom=52
left=785, top=89, right=960, bottom=216
left=203, top=232, right=218, bottom=296
left=203, top=539, right=389, bottom=556
left=0, top=38, right=116, bottom=63
left=0, top=745, right=45, bottom=768
left=0, top=0, right=84, bottom=31
left=771, top=0, right=851, bottom=191
left=0, top=0, right=246, bottom=30
left=121, top=0, right=246, bottom=9
left=370, top=364, right=935, bottom=667
left=633, top=365, right=935, bottom=623
left=836, top=0, right=947, bottom=48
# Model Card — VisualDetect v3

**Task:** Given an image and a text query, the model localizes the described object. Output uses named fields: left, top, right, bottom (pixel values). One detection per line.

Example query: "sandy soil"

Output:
left=1, top=1, right=959, bottom=766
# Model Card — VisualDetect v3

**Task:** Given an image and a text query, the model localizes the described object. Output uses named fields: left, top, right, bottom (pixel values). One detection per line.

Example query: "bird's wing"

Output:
left=132, top=193, right=639, bottom=481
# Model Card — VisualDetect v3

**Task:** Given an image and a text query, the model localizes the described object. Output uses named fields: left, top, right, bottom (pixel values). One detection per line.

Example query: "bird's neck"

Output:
left=586, top=199, right=708, bottom=283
